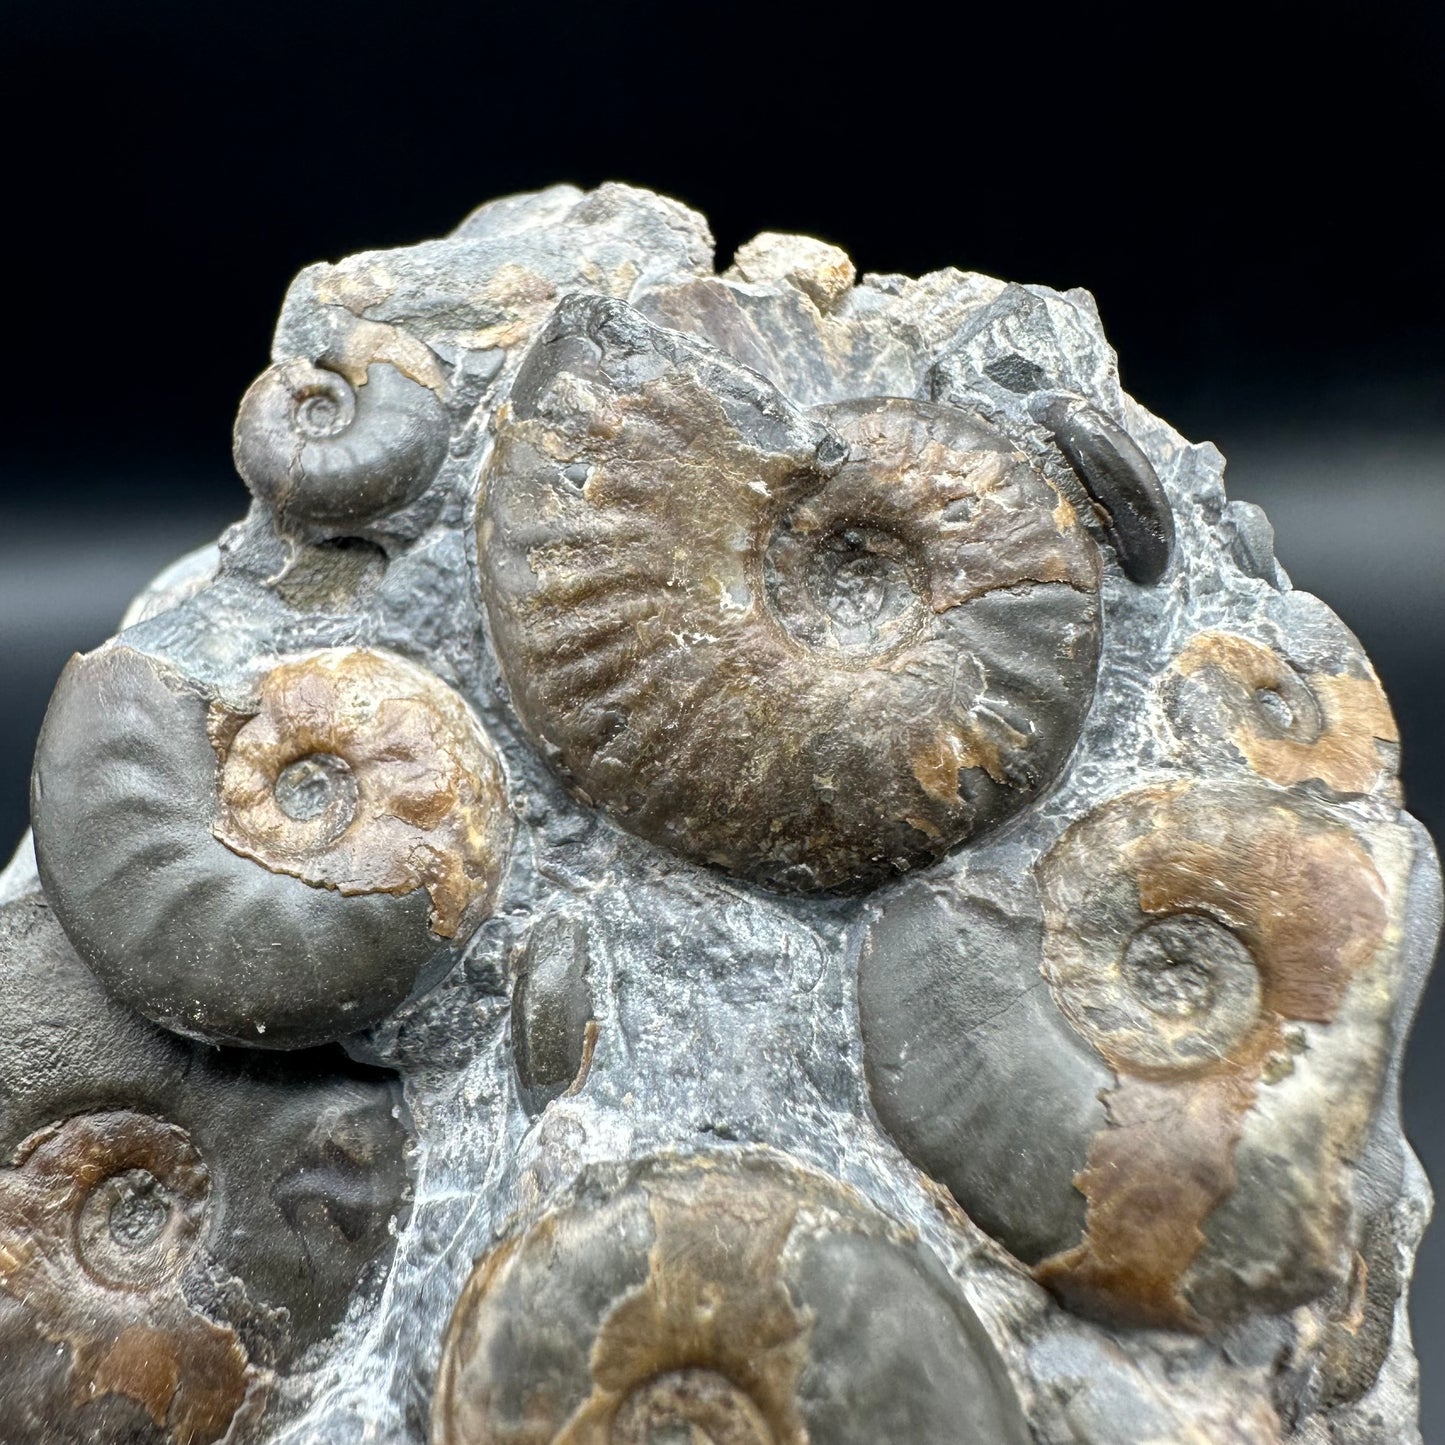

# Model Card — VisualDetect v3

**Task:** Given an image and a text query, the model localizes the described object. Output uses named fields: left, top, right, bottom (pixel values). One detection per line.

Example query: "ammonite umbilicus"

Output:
left=233, top=310, right=451, bottom=526
left=479, top=294, right=1103, bottom=891
left=431, top=1151, right=1029, bottom=1444
left=0, top=893, right=412, bottom=1442
left=859, top=780, right=1413, bottom=1331
left=31, top=642, right=513, bottom=1047
left=1165, top=629, right=1400, bottom=797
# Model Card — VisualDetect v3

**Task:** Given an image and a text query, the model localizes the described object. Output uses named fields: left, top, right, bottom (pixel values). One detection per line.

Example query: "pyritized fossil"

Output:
left=4, top=182, right=1437, bottom=1445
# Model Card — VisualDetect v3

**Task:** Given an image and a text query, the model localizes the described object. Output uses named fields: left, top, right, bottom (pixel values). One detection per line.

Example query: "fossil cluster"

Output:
left=2, top=183, right=1438, bottom=1443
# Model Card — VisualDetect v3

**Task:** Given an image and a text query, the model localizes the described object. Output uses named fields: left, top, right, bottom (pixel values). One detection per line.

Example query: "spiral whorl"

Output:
left=31, top=644, right=512, bottom=1048
left=0, top=1110, right=252, bottom=1444
left=480, top=295, right=1102, bottom=891
left=861, top=781, right=1410, bottom=1331
left=431, top=1152, right=1028, bottom=1444
left=233, top=317, right=449, bottom=525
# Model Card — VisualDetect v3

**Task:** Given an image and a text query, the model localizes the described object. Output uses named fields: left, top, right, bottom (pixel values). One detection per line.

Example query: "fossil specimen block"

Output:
left=4, top=182, right=1438, bottom=1444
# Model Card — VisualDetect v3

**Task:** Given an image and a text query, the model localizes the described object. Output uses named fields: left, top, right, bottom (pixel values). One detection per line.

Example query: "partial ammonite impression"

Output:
left=1165, top=630, right=1399, bottom=797
left=859, top=781, right=1412, bottom=1331
left=479, top=295, right=1103, bottom=891
left=0, top=893, right=412, bottom=1443
left=0, top=1110, right=253, bottom=1445
left=31, top=643, right=512, bottom=1047
left=431, top=1151, right=1029, bottom=1444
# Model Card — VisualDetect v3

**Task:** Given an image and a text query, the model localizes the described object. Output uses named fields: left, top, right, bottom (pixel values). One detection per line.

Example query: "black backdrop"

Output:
left=1, top=0, right=1441, bottom=1429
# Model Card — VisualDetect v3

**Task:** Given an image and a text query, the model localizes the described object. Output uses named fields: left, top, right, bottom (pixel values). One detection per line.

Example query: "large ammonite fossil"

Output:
left=858, top=780, right=1412, bottom=1331
left=31, top=642, right=513, bottom=1047
left=479, top=294, right=1106, bottom=891
left=431, top=1151, right=1029, bottom=1444
left=0, top=894, right=412, bottom=1442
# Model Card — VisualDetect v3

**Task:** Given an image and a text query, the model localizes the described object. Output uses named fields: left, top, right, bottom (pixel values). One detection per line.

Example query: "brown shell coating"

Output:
left=0, top=1111, right=256, bottom=1444
left=213, top=647, right=512, bottom=939
left=432, top=1151, right=1028, bottom=1444
left=1034, top=783, right=1398, bottom=1329
left=1167, top=631, right=1399, bottom=796
left=480, top=294, right=1101, bottom=891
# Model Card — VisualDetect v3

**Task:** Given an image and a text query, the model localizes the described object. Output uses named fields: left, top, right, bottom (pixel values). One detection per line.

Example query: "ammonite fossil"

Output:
left=1165, top=629, right=1400, bottom=797
left=234, top=310, right=451, bottom=526
left=480, top=294, right=1104, bottom=891
left=431, top=1151, right=1029, bottom=1444
left=859, top=780, right=1414, bottom=1331
left=31, top=642, right=512, bottom=1047
left=0, top=894, right=412, bottom=1442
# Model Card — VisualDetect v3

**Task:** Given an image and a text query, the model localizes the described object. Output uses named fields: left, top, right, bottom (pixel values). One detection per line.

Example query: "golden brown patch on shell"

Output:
left=1171, top=631, right=1398, bottom=795
left=1035, top=785, right=1390, bottom=1329
left=0, top=1111, right=256, bottom=1444
left=212, top=648, right=511, bottom=939
left=558, top=1167, right=812, bottom=1442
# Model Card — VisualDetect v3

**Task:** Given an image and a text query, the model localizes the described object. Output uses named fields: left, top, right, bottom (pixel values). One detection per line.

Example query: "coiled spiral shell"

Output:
left=431, top=1151, right=1028, bottom=1444
left=479, top=295, right=1102, bottom=891
left=0, top=1110, right=253, bottom=1444
left=859, top=781, right=1410, bottom=1331
left=233, top=315, right=449, bottom=524
left=32, top=643, right=512, bottom=1048
left=0, top=892, right=412, bottom=1374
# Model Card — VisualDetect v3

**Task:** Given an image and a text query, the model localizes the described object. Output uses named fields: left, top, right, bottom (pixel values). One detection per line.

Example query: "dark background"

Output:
left=1, top=0, right=1441, bottom=1429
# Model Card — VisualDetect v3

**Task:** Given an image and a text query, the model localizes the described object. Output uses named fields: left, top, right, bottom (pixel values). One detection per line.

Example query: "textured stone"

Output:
left=4, top=183, right=1436, bottom=1444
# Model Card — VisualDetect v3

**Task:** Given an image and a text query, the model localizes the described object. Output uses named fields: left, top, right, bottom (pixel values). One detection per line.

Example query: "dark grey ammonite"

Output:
left=0, top=893, right=412, bottom=1443
left=31, top=642, right=513, bottom=1049
left=859, top=780, right=1414, bottom=1332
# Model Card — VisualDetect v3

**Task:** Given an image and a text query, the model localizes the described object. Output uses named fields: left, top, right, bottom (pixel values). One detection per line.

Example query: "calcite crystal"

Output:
left=2, top=182, right=1437, bottom=1444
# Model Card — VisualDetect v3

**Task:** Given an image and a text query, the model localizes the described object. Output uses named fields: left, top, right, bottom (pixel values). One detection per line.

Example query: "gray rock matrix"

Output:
left=2, top=182, right=1438, bottom=1444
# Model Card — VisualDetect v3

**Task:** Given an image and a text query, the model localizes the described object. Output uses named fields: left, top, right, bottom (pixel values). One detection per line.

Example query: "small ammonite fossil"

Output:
left=0, top=1110, right=254, bottom=1445
left=479, top=294, right=1104, bottom=892
left=859, top=780, right=1413, bottom=1331
left=234, top=309, right=451, bottom=526
left=431, top=1150, right=1029, bottom=1444
left=31, top=642, right=513, bottom=1047
left=1165, top=629, right=1400, bottom=797
left=0, top=892, right=413, bottom=1442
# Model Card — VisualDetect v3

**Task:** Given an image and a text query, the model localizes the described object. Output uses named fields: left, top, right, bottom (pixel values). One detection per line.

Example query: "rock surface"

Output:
left=2, top=182, right=1437, bottom=1443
